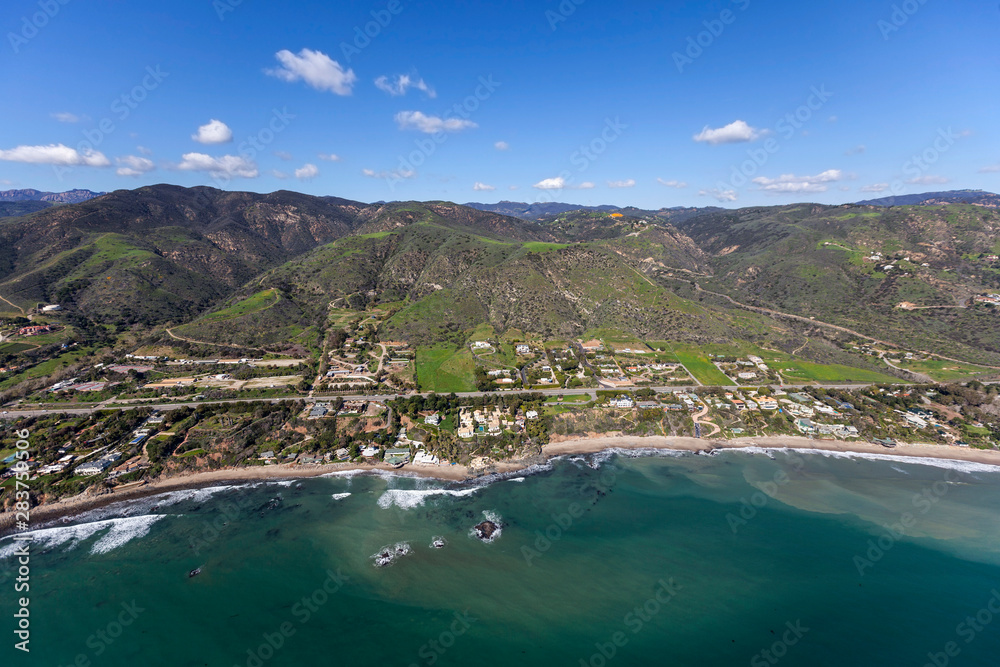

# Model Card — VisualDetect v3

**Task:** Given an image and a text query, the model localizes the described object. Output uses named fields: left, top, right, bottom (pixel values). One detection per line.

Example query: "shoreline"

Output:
left=5, top=435, right=999, bottom=531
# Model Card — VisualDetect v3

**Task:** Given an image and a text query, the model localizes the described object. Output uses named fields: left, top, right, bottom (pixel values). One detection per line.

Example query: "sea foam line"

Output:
left=722, top=446, right=1000, bottom=475
left=0, top=514, right=168, bottom=559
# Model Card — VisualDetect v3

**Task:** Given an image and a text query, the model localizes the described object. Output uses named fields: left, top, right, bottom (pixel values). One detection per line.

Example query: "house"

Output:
left=259, top=450, right=276, bottom=461
left=795, top=418, right=817, bottom=434
left=580, top=339, right=603, bottom=352
left=470, top=341, right=492, bottom=350
left=413, top=450, right=439, bottom=465
left=637, top=401, right=659, bottom=410
left=515, top=344, right=531, bottom=355
left=737, top=372, right=757, bottom=380
left=361, top=445, right=379, bottom=458
left=41, top=304, right=61, bottom=312
left=613, top=396, right=634, bottom=409
left=384, top=448, right=410, bottom=466
left=904, top=413, right=928, bottom=428
left=309, top=403, right=330, bottom=418
left=525, top=410, right=539, bottom=420
left=424, top=413, right=442, bottom=426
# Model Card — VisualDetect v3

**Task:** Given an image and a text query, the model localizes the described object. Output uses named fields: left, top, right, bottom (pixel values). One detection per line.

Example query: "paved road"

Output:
left=0, top=382, right=934, bottom=420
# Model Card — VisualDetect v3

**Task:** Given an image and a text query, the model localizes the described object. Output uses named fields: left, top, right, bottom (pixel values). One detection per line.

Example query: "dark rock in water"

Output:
left=372, top=542, right=412, bottom=567
left=430, top=536, right=447, bottom=549
left=188, top=567, right=202, bottom=578
left=473, top=520, right=499, bottom=541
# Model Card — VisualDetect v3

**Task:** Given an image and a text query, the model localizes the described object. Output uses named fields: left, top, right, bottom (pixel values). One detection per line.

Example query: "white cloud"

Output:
left=136, top=145, right=153, bottom=155
left=318, top=153, right=341, bottom=161
left=294, top=163, right=319, bottom=180
left=828, top=115, right=838, bottom=123
left=395, top=111, right=477, bottom=134
left=494, top=141, right=509, bottom=151
left=533, top=177, right=566, bottom=190
left=51, top=112, right=80, bottom=123
left=115, top=155, right=155, bottom=177
left=266, top=48, right=356, bottom=95
left=698, top=188, right=738, bottom=202
left=177, top=152, right=258, bottom=178
left=752, top=169, right=843, bottom=193
left=608, top=179, right=635, bottom=188
left=693, top=120, right=763, bottom=145
left=859, top=183, right=889, bottom=193
left=272, top=170, right=288, bottom=179
left=473, top=182, right=496, bottom=191
left=979, top=164, right=1000, bottom=174
left=845, top=144, right=866, bottom=156
left=374, top=74, right=435, bottom=98
left=906, top=175, right=950, bottom=185
left=0, top=143, right=110, bottom=167
left=274, top=151, right=292, bottom=161
left=362, top=168, right=416, bottom=180
left=578, top=182, right=595, bottom=189
left=657, top=178, right=688, bottom=188
left=192, top=119, right=233, bottom=145
left=508, top=185, right=518, bottom=190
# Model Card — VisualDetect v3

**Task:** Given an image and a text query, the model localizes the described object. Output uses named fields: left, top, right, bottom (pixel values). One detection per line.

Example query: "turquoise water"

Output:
left=3, top=448, right=1000, bottom=666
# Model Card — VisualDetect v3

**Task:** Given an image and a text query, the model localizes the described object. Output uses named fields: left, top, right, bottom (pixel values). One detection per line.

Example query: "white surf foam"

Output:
left=0, top=514, right=168, bottom=559
left=377, top=486, right=481, bottom=510
left=718, top=446, right=1000, bottom=475
left=331, top=493, right=352, bottom=501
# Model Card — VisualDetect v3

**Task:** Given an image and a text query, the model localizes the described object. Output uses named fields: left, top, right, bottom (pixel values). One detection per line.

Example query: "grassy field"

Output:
left=895, top=358, right=991, bottom=382
left=670, top=344, right=733, bottom=385
left=416, top=345, right=477, bottom=392
left=0, top=347, right=92, bottom=390
left=199, top=289, right=280, bottom=323
left=0, top=342, right=37, bottom=354
left=773, top=360, right=898, bottom=384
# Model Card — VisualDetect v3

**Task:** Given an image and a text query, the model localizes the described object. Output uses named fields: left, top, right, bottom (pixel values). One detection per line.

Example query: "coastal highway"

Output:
left=0, top=382, right=929, bottom=420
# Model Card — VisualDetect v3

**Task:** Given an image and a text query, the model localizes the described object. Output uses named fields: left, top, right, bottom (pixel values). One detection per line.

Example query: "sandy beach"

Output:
left=5, top=434, right=999, bottom=531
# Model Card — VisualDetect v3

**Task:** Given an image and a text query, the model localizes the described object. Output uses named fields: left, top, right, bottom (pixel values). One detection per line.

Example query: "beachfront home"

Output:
left=384, top=449, right=411, bottom=466
left=613, top=396, right=635, bottom=409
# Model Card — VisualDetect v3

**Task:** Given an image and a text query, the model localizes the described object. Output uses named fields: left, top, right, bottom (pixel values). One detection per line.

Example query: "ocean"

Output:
left=3, top=448, right=1000, bottom=666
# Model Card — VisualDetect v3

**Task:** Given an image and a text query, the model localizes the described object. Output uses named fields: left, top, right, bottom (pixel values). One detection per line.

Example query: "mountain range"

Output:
left=1, top=185, right=998, bottom=366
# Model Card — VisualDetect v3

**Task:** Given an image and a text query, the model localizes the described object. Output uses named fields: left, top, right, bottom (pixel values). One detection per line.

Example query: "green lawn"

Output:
left=671, top=344, right=733, bottom=385
left=416, top=345, right=477, bottom=392
left=895, top=358, right=990, bottom=382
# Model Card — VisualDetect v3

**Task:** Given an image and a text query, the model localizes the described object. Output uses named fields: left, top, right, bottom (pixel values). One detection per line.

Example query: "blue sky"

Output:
left=1, top=0, right=997, bottom=208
